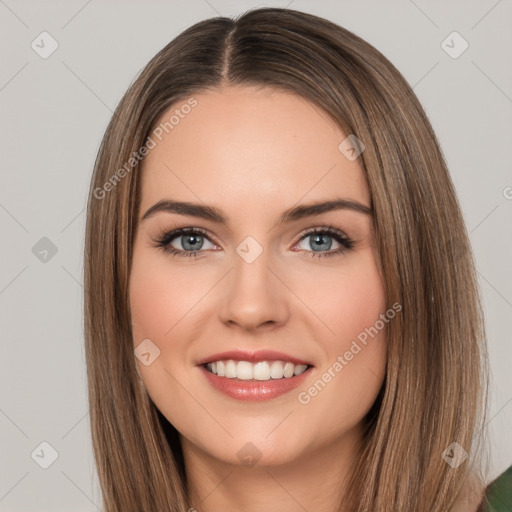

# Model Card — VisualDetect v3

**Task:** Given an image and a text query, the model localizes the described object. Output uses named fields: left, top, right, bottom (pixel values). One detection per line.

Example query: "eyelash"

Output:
left=151, top=225, right=355, bottom=260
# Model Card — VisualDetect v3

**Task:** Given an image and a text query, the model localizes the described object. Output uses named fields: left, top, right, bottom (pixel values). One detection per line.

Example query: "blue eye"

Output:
left=294, top=227, right=355, bottom=258
left=152, top=225, right=355, bottom=259
left=153, top=227, right=214, bottom=259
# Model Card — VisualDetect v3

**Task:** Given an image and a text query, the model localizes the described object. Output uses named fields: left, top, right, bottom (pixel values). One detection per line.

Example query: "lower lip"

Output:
left=199, top=365, right=313, bottom=401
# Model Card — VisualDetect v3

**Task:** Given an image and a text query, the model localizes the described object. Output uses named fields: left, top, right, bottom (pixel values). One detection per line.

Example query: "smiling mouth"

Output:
left=203, top=359, right=313, bottom=381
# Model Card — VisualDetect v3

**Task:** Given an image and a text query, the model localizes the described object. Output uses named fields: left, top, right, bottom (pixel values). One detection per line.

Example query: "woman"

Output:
left=84, top=7, right=489, bottom=511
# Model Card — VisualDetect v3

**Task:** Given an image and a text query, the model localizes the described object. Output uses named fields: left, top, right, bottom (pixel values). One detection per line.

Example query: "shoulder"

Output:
left=477, top=465, right=512, bottom=511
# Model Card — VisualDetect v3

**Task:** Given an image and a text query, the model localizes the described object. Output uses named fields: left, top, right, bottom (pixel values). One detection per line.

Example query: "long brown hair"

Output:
left=83, top=7, right=488, bottom=511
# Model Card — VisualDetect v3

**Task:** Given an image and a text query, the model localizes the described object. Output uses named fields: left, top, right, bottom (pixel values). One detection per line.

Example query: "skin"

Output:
left=129, top=85, right=388, bottom=512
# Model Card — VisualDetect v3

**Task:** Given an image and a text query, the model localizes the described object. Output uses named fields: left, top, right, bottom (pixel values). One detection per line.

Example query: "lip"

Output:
left=199, top=364, right=313, bottom=401
left=196, top=349, right=313, bottom=366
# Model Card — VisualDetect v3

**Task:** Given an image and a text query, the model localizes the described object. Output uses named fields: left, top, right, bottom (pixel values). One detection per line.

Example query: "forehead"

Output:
left=139, top=86, right=370, bottom=218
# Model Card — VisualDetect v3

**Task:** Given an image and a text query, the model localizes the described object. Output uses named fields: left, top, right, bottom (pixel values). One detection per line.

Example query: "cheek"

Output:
left=129, top=249, right=217, bottom=385
left=291, top=252, right=386, bottom=350
left=130, top=268, right=174, bottom=342
left=129, top=253, right=205, bottom=343
left=292, top=253, right=387, bottom=421
left=333, top=266, right=386, bottom=349
left=129, top=253, right=204, bottom=431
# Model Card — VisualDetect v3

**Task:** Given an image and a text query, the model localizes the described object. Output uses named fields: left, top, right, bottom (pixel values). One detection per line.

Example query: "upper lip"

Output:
left=196, top=349, right=313, bottom=366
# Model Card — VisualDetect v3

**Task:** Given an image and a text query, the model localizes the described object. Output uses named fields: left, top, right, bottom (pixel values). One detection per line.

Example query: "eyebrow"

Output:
left=141, top=198, right=372, bottom=226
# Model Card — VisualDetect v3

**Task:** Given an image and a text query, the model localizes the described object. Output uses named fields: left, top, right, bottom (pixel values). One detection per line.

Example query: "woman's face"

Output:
left=129, top=85, right=387, bottom=469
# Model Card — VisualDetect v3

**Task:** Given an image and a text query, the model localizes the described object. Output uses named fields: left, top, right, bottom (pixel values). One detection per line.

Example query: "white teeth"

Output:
left=269, top=360, right=284, bottom=379
left=283, top=362, right=295, bottom=378
left=236, top=361, right=253, bottom=380
left=205, top=359, right=310, bottom=380
left=294, top=364, right=308, bottom=375
left=253, top=361, right=270, bottom=381
left=225, top=360, right=237, bottom=378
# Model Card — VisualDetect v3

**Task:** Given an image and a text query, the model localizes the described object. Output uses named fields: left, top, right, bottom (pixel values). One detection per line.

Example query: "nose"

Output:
left=218, top=250, right=290, bottom=332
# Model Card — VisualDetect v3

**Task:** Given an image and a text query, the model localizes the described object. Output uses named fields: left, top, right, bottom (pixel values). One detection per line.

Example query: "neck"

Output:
left=182, top=426, right=361, bottom=512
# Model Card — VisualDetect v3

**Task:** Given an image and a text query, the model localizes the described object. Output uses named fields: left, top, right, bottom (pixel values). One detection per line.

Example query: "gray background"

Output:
left=1, top=0, right=511, bottom=510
